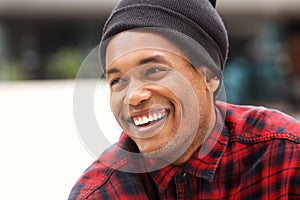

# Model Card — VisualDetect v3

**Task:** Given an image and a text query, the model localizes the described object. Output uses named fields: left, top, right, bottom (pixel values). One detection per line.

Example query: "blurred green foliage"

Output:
left=0, top=48, right=89, bottom=80
left=45, top=48, right=84, bottom=79
left=0, top=62, right=28, bottom=80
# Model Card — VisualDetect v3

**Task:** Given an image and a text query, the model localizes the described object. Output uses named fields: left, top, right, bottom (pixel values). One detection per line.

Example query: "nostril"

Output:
left=126, top=88, right=152, bottom=106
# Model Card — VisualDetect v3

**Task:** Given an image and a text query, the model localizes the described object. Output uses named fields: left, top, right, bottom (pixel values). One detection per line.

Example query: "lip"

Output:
left=129, top=107, right=166, bottom=117
left=127, top=108, right=170, bottom=138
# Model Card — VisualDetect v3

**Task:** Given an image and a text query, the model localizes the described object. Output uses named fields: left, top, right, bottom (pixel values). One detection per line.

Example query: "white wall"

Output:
left=0, top=80, right=120, bottom=200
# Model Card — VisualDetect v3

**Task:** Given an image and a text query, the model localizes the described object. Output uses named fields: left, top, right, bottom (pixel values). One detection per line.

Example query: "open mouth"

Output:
left=131, top=110, right=169, bottom=127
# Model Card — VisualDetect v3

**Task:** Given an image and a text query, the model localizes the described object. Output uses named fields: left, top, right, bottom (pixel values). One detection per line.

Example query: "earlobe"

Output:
left=206, top=76, right=220, bottom=93
left=199, top=67, right=220, bottom=93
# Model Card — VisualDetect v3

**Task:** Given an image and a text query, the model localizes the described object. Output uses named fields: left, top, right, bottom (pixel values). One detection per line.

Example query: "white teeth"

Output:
left=142, top=116, right=149, bottom=124
left=149, top=115, right=153, bottom=122
left=134, top=119, right=139, bottom=126
left=138, top=117, right=143, bottom=125
left=133, top=111, right=167, bottom=126
left=153, top=113, right=158, bottom=120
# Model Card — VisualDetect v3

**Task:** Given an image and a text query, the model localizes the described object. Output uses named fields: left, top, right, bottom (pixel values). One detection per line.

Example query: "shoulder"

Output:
left=68, top=158, right=115, bottom=200
left=68, top=134, right=146, bottom=200
left=216, top=101, right=300, bottom=144
left=216, top=102, right=300, bottom=191
left=68, top=140, right=130, bottom=200
left=68, top=149, right=150, bottom=200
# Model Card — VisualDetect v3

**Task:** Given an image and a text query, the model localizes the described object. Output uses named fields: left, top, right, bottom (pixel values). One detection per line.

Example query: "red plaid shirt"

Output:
left=69, top=102, right=300, bottom=199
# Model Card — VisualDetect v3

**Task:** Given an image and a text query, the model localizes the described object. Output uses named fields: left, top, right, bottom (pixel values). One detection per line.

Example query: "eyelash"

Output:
left=145, top=67, right=167, bottom=75
left=146, top=68, right=160, bottom=75
left=109, top=66, right=168, bottom=87
left=109, top=78, right=122, bottom=87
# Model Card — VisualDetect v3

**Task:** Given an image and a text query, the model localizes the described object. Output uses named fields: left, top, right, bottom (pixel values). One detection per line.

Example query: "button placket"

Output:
left=181, top=172, right=187, bottom=179
left=175, top=171, right=189, bottom=200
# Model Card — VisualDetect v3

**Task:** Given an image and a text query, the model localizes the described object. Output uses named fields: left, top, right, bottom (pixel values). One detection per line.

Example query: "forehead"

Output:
left=106, top=30, right=183, bottom=67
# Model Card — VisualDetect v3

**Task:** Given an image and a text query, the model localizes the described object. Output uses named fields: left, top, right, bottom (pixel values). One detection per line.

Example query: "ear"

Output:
left=206, top=76, right=220, bottom=93
left=199, top=67, right=220, bottom=93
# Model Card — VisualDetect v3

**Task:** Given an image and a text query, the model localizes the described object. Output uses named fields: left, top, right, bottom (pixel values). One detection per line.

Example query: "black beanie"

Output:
left=100, top=0, right=228, bottom=81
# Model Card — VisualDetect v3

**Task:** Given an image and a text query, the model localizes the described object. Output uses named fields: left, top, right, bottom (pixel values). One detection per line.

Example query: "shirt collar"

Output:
left=100, top=102, right=229, bottom=192
left=183, top=102, right=229, bottom=181
left=99, top=131, right=173, bottom=174
left=149, top=102, right=229, bottom=192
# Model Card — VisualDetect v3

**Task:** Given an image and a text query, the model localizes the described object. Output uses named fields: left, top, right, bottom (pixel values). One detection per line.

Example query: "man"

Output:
left=69, top=0, right=300, bottom=199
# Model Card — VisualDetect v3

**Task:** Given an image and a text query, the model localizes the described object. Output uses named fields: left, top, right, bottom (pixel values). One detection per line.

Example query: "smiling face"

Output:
left=105, top=30, right=219, bottom=164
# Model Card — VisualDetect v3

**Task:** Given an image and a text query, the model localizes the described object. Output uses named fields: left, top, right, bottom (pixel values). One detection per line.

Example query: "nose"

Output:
left=124, top=80, right=152, bottom=106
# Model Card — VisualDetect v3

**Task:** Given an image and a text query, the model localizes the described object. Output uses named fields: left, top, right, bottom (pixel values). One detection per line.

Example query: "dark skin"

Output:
left=106, top=30, right=219, bottom=165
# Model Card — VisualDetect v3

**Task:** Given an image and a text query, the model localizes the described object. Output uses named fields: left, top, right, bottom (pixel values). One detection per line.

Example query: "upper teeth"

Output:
left=133, top=111, right=167, bottom=126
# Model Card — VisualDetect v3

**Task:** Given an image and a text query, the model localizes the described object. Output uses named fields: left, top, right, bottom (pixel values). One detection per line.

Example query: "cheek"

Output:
left=110, top=92, right=124, bottom=118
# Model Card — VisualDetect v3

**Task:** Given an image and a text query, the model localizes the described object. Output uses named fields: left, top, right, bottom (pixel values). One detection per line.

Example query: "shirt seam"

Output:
left=229, top=133, right=300, bottom=144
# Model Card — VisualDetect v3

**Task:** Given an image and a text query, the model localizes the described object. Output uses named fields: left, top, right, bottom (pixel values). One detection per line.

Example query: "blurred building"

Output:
left=0, top=0, right=299, bottom=107
left=219, top=0, right=300, bottom=109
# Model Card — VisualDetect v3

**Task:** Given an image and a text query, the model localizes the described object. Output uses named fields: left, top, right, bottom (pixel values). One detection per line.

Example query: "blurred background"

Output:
left=0, top=0, right=299, bottom=199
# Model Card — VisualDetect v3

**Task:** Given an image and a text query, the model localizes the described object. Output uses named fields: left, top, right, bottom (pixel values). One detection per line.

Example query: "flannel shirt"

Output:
left=69, top=101, right=300, bottom=199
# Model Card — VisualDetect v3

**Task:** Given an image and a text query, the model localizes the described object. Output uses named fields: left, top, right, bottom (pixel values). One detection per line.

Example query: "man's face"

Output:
left=105, top=30, right=217, bottom=161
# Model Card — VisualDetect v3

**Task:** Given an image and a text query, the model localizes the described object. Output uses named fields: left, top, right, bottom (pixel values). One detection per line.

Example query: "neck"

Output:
left=173, top=103, right=217, bottom=166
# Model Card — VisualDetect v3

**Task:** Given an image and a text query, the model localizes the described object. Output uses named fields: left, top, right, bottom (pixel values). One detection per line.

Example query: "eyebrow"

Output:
left=137, top=55, right=167, bottom=66
left=105, top=55, right=169, bottom=78
left=105, top=68, right=120, bottom=77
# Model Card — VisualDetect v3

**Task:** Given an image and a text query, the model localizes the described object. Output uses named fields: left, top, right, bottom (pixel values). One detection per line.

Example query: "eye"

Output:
left=145, top=67, right=168, bottom=76
left=109, top=78, right=126, bottom=87
left=145, top=68, right=160, bottom=75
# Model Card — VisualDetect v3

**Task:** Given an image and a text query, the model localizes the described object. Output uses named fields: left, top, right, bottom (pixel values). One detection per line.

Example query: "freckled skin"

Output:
left=106, top=30, right=219, bottom=165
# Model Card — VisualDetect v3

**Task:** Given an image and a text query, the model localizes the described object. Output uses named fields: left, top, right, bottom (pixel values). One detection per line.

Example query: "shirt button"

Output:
left=181, top=172, right=187, bottom=178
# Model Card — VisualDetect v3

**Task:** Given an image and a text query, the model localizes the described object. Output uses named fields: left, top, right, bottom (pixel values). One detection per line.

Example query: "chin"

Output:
left=138, top=143, right=164, bottom=154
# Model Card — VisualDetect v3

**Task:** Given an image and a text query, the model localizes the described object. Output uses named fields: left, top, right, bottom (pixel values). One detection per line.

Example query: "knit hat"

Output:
left=100, top=0, right=228, bottom=88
